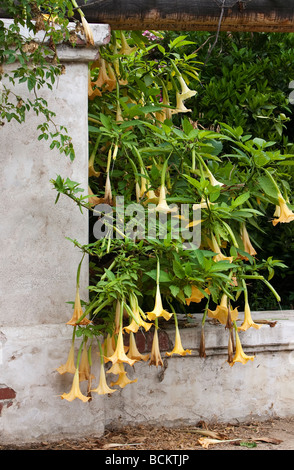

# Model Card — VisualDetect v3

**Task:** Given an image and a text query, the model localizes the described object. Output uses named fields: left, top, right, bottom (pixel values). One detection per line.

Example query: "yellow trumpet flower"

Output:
left=106, top=327, right=137, bottom=367
left=88, top=186, right=103, bottom=206
left=81, top=16, right=94, bottom=46
left=88, top=151, right=101, bottom=178
left=210, top=233, right=234, bottom=263
left=104, top=172, right=113, bottom=205
left=119, top=32, right=136, bottom=55
left=208, top=294, right=238, bottom=325
left=272, top=194, right=294, bottom=226
left=147, top=284, right=172, bottom=322
left=156, top=85, right=172, bottom=123
left=91, top=363, right=117, bottom=395
left=56, top=343, right=76, bottom=375
left=106, top=362, right=121, bottom=375
left=105, top=62, right=117, bottom=92
left=171, top=92, right=192, bottom=115
left=166, top=325, right=191, bottom=357
left=143, top=189, right=159, bottom=206
left=79, top=343, right=95, bottom=382
left=92, top=58, right=111, bottom=90
left=149, top=326, right=163, bottom=367
left=153, top=185, right=177, bottom=214
left=238, top=300, right=261, bottom=332
left=238, top=280, right=260, bottom=332
left=127, top=332, right=150, bottom=361
left=124, top=294, right=152, bottom=334
left=103, top=333, right=115, bottom=363
left=240, top=223, right=257, bottom=257
left=185, top=285, right=205, bottom=306
left=88, top=71, right=102, bottom=101
left=60, top=368, right=90, bottom=402
left=206, top=167, right=224, bottom=187
left=66, top=287, right=91, bottom=326
left=116, top=102, right=124, bottom=122
left=177, top=75, right=197, bottom=101
left=229, top=331, right=255, bottom=366
left=110, top=363, right=137, bottom=388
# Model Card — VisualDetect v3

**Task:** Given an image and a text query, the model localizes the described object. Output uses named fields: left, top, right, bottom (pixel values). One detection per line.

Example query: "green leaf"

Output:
left=183, top=284, right=192, bottom=298
left=145, top=269, right=172, bottom=283
left=169, top=285, right=180, bottom=297
left=231, top=191, right=251, bottom=207
left=172, top=260, right=185, bottom=279
left=258, top=175, right=279, bottom=199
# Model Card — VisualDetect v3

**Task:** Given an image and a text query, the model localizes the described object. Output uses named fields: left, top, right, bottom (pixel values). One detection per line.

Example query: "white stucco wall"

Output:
left=104, top=311, right=294, bottom=428
left=0, top=21, right=110, bottom=444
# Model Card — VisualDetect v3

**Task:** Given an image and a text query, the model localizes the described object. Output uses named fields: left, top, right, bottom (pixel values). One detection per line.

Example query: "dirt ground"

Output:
left=1, top=417, right=294, bottom=451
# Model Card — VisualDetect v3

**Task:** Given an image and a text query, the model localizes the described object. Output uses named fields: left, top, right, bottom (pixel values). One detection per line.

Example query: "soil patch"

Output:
left=1, top=417, right=294, bottom=450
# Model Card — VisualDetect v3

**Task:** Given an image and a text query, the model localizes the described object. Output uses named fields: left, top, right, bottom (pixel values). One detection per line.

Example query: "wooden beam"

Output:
left=76, top=0, right=294, bottom=32
left=1, top=1, right=294, bottom=32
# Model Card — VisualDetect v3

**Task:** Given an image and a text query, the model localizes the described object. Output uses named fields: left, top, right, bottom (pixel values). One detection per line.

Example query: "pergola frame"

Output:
left=1, top=1, right=294, bottom=32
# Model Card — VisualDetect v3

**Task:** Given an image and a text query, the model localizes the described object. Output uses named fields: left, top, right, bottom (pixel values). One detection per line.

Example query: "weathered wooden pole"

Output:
left=1, top=1, right=294, bottom=32
left=77, top=0, right=294, bottom=32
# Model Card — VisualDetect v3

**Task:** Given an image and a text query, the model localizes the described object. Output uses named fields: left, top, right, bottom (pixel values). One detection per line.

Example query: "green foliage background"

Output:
left=175, top=30, right=294, bottom=310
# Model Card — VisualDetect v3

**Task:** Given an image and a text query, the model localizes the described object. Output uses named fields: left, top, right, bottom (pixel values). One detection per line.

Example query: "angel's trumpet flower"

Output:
left=208, top=294, right=238, bottom=325
left=127, top=332, right=149, bottom=361
left=56, top=343, right=76, bottom=375
left=166, top=316, right=191, bottom=357
left=91, top=363, right=117, bottom=395
left=147, top=284, right=172, bottom=322
left=210, top=233, right=234, bottom=263
left=272, top=193, right=294, bottom=226
left=106, top=362, right=121, bottom=375
left=229, top=328, right=255, bottom=366
left=171, top=92, right=192, bottom=115
left=103, top=333, right=116, bottom=363
left=124, top=294, right=152, bottom=333
left=60, top=367, right=90, bottom=402
left=262, top=169, right=294, bottom=226
left=88, top=186, right=104, bottom=206
left=119, top=32, right=136, bottom=55
left=79, top=343, right=95, bottom=382
left=159, top=85, right=173, bottom=121
left=238, top=299, right=260, bottom=332
left=143, top=190, right=159, bottom=206
left=88, top=145, right=101, bottom=177
left=110, top=363, right=137, bottom=388
left=206, top=167, right=224, bottom=187
left=81, top=16, right=94, bottom=46
left=105, top=62, right=117, bottom=92
left=116, top=102, right=124, bottom=122
left=153, top=185, right=177, bottom=214
left=66, top=287, right=91, bottom=326
left=240, top=223, right=257, bottom=257
left=177, top=75, right=197, bottom=101
left=185, top=285, right=205, bottom=306
left=71, top=0, right=94, bottom=46
left=92, top=58, right=110, bottom=89
left=104, top=172, right=113, bottom=205
left=149, top=324, right=163, bottom=367
left=88, top=71, right=102, bottom=100
left=106, top=309, right=137, bottom=367
left=238, top=281, right=260, bottom=332
left=147, top=258, right=172, bottom=322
